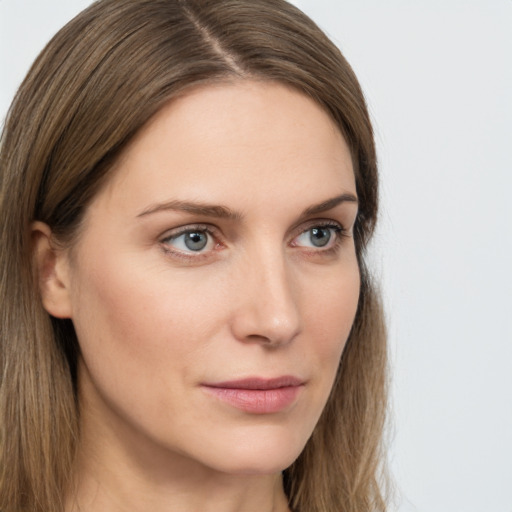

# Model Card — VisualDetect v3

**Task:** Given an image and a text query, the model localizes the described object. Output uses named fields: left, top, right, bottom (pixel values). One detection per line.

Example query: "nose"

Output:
left=229, top=248, right=302, bottom=347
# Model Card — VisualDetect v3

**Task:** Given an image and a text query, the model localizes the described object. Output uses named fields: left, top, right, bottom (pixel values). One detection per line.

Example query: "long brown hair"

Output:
left=0, top=1, right=388, bottom=510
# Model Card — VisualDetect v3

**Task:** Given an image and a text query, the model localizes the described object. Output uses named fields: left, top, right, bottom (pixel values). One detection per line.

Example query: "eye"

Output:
left=162, top=228, right=214, bottom=253
left=293, top=224, right=343, bottom=249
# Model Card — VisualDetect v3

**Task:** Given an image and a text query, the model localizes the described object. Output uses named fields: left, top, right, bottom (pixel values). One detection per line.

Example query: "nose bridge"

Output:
left=231, top=242, right=301, bottom=346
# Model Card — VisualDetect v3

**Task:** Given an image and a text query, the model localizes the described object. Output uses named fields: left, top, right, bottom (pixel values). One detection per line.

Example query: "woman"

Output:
left=0, top=1, right=388, bottom=511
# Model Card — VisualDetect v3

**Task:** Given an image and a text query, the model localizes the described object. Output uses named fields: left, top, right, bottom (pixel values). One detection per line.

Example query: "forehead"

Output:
left=89, top=80, right=355, bottom=219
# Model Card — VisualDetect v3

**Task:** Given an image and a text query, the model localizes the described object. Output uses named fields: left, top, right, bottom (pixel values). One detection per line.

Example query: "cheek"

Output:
left=68, top=255, right=212, bottom=443
left=69, top=249, right=227, bottom=390
left=69, top=253, right=167, bottom=390
left=67, top=239, right=361, bottom=473
left=304, top=261, right=360, bottom=347
left=298, top=257, right=360, bottom=394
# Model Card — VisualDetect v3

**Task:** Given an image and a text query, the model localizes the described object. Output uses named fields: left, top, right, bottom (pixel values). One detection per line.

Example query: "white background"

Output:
left=1, top=1, right=511, bottom=511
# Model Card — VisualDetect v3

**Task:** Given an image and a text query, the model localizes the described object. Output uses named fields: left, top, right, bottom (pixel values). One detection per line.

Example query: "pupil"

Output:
left=310, top=227, right=331, bottom=247
left=184, top=232, right=207, bottom=251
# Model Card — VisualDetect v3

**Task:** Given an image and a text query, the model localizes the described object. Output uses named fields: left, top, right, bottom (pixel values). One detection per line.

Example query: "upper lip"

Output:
left=203, top=376, right=305, bottom=390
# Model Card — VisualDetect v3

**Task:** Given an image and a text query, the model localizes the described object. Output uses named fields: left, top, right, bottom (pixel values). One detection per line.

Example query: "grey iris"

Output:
left=184, top=231, right=208, bottom=251
left=310, top=227, right=331, bottom=247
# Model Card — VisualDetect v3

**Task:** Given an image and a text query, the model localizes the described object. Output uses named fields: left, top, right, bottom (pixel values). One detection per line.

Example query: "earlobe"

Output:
left=31, top=221, right=73, bottom=319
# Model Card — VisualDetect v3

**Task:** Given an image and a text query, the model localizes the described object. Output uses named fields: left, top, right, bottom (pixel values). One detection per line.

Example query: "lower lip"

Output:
left=202, top=385, right=303, bottom=414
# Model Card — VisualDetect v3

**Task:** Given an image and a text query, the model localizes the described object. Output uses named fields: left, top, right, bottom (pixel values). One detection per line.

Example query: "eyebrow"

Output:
left=137, top=193, right=358, bottom=220
left=137, top=199, right=242, bottom=220
left=301, top=193, right=358, bottom=216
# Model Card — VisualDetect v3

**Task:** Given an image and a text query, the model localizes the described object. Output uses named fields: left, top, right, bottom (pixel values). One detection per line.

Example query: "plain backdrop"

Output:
left=1, top=1, right=511, bottom=511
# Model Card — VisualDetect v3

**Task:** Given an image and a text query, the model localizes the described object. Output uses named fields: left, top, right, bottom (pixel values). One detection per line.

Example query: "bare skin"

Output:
left=34, top=81, right=359, bottom=512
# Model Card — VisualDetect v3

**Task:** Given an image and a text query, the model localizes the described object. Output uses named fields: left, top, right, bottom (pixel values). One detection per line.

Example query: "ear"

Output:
left=31, top=221, right=73, bottom=319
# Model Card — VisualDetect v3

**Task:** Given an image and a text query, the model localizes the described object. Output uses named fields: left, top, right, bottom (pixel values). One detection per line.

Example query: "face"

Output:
left=58, top=81, right=360, bottom=476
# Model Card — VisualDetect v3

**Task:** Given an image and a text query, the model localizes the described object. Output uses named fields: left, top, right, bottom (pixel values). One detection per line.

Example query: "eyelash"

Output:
left=160, top=224, right=220, bottom=262
left=291, top=221, right=347, bottom=256
left=159, top=221, right=348, bottom=262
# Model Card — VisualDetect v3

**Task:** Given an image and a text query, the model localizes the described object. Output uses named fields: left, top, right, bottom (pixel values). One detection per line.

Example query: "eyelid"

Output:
left=290, top=218, right=348, bottom=240
left=288, top=219, right=348, bottom=254
left=160, top=223, right=219, bottom=241
left=158, top=218, right=352, bottom=263
left=159, top=223, right=224, bottom=260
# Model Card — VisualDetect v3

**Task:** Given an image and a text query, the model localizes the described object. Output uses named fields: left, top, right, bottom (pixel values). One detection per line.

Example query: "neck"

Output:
left=66, top=375, right=291, bottom=512
left=66, top=458, right=290, bottom=512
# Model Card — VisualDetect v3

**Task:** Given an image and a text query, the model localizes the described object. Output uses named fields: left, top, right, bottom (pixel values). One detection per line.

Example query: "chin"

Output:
left=222, top=447, right=300, bottom=476
left=184, top=422, right=310, bottom=476
left=212, top=452, right=300, bottom=477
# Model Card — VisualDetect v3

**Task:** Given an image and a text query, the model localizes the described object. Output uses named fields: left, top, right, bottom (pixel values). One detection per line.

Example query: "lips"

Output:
left=201, top=376, right=305, bottom=414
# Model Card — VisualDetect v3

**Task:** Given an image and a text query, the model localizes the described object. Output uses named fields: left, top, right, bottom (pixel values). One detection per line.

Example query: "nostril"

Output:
left=229, top=252, right=302, bottom=346
left=230, top=294, right=301, bottom=347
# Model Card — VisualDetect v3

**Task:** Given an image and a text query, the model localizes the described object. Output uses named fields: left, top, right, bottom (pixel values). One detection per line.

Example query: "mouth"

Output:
left=201, top=376, right=305, bottom=414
